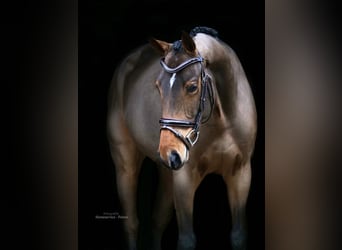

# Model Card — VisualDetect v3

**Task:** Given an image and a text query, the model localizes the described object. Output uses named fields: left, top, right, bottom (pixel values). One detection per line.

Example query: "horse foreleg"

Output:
left=109, top=140, right=143, bottom=250
left=225, top=160, right=252, bottom=250
left=116, top=169, right=141, bottom=250
left=151, top=167, right=174, bottom=250
left=173, top=167, right=200, bottom=250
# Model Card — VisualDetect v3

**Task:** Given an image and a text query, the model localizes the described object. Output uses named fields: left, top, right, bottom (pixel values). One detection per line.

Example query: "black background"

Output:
left=79, top=1, right=264, bottom=249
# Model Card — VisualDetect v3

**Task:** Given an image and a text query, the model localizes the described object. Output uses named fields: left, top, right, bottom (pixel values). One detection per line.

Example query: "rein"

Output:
left=159, top=55, right=214, bottom=149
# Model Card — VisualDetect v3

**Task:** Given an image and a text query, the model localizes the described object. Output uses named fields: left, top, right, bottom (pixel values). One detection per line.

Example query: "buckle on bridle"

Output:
left=160, top=124, right=200, bottom=149
left=185, top=129, right=200, bottom=147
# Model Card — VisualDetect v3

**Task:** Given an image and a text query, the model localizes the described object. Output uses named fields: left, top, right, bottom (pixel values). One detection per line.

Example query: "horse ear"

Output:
left=181, top=31, right=196, bottom=55
left=149, top=38, right=171, bottom=56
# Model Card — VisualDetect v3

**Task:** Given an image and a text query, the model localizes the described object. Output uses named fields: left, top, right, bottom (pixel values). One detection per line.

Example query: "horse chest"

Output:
left=194, top=132, right=240, bottom=177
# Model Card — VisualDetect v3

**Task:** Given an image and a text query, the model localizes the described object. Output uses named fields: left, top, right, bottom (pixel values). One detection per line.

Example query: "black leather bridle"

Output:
left=159, top=55, right=214, bottom=149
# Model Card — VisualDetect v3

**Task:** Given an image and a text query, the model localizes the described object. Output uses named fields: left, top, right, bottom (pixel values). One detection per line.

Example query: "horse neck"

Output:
left=194, top=33, right=229, bottom=63
left=194, top=34, right=247, bottom=119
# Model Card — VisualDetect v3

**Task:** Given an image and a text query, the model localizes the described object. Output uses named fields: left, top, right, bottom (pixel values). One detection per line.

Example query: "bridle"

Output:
left=159, top=55, right=214, bottom=149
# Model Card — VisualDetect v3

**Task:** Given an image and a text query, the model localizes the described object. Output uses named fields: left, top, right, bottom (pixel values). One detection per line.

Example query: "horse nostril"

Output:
left=169, top=150, right=182, bottom=170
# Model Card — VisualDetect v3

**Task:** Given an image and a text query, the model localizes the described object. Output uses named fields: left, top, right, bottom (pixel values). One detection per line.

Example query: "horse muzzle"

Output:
left=158, top=130, right=189, bottom=170
left=162, top=150, right=184, bottom=170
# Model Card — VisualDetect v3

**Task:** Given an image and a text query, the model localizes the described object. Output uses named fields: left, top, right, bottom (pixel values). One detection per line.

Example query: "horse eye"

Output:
left=186, top=84, right=198, bottom=93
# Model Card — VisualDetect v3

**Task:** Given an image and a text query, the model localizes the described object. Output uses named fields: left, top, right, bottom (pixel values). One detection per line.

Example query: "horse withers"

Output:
left=107, top=26, right=257, bottom=250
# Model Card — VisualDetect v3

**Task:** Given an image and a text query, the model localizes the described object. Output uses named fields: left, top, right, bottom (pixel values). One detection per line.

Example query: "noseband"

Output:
left=159, top=55, right=214, bottom=149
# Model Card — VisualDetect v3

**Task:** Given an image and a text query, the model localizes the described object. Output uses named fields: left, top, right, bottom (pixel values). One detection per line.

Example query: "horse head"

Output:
left=150, top=31, right=213, bottom=170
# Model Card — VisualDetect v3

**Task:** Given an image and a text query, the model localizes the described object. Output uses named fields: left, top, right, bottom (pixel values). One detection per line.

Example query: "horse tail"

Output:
left=189, top=26, right=219, bottom=38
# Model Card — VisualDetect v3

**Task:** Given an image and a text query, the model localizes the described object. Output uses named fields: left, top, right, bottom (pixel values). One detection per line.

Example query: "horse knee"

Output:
left=230, top=227, right=247, bottom=250
left=121, top=219, right=139, bottom=250
left=123, top=218, right=139, bottom=237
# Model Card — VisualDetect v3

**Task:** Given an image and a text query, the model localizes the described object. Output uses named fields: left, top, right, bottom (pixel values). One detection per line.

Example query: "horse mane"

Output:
left=189, top=26, right=219, bottom=38
left=171, top=27, right=219, bottom=53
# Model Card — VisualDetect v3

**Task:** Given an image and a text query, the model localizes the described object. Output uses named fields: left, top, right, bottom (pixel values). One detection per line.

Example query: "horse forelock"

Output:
left=172, top=40, right=182, bottom=52
left=164, top=48, right=194, bottom=68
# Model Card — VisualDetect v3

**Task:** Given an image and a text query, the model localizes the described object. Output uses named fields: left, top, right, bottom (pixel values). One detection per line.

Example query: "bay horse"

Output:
left=107, top=26, right=257, bottom=250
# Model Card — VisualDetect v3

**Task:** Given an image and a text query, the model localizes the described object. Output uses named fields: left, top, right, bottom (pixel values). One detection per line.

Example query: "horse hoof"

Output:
left=231, top=229, right=247, bottom=250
